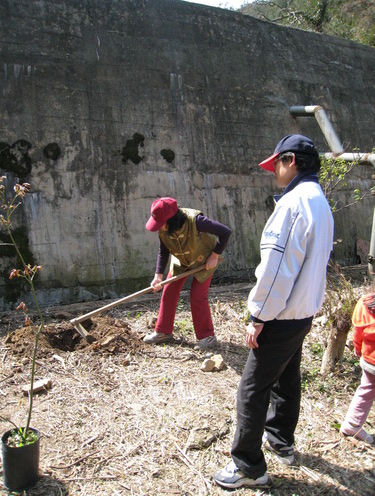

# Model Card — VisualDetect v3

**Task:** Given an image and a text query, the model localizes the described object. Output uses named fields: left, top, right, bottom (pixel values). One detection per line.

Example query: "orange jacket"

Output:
left=352, top=295, right=375, bottom=366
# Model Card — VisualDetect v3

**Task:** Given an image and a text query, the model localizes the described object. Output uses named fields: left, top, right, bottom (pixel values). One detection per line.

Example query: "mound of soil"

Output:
left=4, top=316, right=150, bottom=357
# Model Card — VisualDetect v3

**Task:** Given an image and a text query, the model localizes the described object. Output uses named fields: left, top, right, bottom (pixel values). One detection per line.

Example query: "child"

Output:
left=340, top=293, right=375, bottom=444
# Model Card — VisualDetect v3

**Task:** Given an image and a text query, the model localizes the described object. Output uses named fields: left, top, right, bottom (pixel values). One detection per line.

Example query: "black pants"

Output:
left=231, top=317, right=312, bottom=478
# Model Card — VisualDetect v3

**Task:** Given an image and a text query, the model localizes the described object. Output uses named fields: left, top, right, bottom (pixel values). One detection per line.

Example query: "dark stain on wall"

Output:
left=160, top=149, right=175, bottom=163
left=0, top=140, right=32, bottom=178
left=43, top=143, right=61, bottom=161
left=121, top=133, right=145, bottom=165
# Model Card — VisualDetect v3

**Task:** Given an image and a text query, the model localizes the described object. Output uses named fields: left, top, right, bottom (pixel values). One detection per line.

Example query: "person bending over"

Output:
left=143, top=197, right=231, bottom=351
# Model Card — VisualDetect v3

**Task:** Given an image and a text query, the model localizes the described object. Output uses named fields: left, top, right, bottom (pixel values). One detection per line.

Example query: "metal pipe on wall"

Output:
left=290, top=105, right=375, bottom=275
left=289, top=105, right=344, bottom=155
left=323, top=152, right=375, bottom=167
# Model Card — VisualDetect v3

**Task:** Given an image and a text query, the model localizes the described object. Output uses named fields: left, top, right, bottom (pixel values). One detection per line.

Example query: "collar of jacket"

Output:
left=274, top=171, right=319, bottom=203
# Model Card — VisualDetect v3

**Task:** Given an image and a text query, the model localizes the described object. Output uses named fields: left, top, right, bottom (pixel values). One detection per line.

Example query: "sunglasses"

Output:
left=273, top=153, right=294, bottom=168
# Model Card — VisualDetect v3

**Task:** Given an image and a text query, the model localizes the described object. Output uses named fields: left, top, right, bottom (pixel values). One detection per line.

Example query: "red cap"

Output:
left=145, top=197, right=178, bottom=232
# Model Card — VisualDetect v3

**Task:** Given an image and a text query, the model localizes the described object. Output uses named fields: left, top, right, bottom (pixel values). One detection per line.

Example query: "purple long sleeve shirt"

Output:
left=155, top=214, right=231, bottom=274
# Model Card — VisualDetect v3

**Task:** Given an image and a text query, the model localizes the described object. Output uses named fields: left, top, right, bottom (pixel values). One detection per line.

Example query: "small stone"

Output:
left=201, top=358, right=215, bottom=372
left=211, top=354, right=226, bottom=371
left=22, top=378, right=52, bottom=395
left=101, top=335, right=117, bottom=346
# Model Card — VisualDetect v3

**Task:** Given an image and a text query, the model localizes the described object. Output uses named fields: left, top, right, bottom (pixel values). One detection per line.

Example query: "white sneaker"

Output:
left=213, top=461, right=269, bottom=489
left=194, top=335, right=217, bottom=350
left=263, top=432, right=295, bottom=465
left=143, top=331, right=173, bottom=344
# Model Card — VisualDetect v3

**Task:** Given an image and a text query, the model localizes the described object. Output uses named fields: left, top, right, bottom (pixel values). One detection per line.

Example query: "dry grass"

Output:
left=1, top=281, right=374, bottom=495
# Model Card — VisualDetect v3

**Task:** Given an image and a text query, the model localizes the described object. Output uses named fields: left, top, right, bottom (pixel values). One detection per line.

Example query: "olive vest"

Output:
left=159, top=208, right=218, bottom=283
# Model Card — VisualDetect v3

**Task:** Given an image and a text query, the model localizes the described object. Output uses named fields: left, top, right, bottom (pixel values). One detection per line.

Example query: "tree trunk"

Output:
left=320, top=321, right=350, bottom=374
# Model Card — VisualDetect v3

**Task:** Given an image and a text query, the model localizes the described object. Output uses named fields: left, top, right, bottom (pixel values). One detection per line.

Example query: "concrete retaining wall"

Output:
left=0, top=0, right=374, bottom=309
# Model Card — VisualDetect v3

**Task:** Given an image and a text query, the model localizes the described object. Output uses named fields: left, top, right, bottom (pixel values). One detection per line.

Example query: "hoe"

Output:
left=70, top=263, right=211, bottom=342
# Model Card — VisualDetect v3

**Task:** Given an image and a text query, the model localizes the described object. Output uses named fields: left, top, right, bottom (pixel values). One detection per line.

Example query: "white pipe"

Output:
left=290, top=104, right=375, bottom=275
left=290, top=105, right=375, bottom=166
left=313, top=106, right=345, bottom=155
left=324, top=152, right=375, bottom=167
left=290, top=105, right=344, bottom=155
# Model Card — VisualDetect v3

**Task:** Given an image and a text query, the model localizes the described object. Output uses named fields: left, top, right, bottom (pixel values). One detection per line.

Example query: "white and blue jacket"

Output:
left=248, top=172, right=334, bottom=322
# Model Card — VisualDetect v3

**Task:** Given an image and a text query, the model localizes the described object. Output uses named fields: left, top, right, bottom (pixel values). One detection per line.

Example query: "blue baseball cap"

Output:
left=258, top=134, right=317, bottom=172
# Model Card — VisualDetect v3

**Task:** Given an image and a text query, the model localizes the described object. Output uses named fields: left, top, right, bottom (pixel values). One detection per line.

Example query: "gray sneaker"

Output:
left=213, top=461, right=269, bottom=489
left=194, top=335, right=217, bottom=350
left=263, top=433, right=295, bottom=465
left=143, top=331, right=174, bottom=344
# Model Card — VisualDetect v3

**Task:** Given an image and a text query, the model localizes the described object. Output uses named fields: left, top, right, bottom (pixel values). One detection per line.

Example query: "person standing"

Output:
left=214, top=134, right=334, bottom=489
left=340, top=293, right=375, bottom=444
left=143, top=197, right=231, bottom=350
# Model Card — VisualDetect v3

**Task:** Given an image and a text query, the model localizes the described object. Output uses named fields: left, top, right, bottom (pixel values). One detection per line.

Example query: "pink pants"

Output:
left=344, top=369, right=375, bottom=427
left=155, top=272, right=214, bottom=340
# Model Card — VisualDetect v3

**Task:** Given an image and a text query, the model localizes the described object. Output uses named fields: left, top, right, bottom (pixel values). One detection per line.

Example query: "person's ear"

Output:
left=290, top=153, right=295, bottom=167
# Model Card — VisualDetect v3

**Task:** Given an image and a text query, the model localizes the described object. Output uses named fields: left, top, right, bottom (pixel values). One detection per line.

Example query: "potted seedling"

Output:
left=0, top=176, right=43, bottom=491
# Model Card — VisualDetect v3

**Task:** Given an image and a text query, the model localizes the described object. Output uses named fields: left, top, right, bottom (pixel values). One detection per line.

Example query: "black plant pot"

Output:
left=1, top=428, right=40, bottom=491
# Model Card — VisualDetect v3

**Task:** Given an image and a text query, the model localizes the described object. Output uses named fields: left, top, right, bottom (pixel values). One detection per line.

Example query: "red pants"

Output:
left=155, top=272, right=214, bottom=340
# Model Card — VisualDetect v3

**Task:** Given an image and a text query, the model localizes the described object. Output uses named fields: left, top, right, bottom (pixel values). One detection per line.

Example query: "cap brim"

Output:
left=258, top=152, right=279, bottom=172
left=145, top=217, right=163, bottom=232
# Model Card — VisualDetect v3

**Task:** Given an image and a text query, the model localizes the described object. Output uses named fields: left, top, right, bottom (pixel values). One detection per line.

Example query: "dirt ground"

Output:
left=0, top=281, right=374, bottom=496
